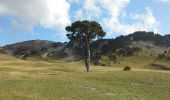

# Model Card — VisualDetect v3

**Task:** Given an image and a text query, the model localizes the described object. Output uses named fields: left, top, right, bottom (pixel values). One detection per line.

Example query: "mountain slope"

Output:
left=0, top=47, right=10, bottom=55
left=2, top=31, right=170, bottom=61
left=3, top=40, right=66, bottom=59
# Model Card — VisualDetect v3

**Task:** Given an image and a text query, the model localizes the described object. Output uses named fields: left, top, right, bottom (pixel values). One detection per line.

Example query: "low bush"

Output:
left=123, top=66, right=131, bottom=71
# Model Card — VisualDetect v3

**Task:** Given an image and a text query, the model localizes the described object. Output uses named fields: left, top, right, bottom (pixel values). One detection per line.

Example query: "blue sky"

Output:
left=0, top=0, right=170, bottom=46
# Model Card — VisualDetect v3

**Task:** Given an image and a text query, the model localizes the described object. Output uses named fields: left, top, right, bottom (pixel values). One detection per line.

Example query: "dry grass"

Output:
left=0, top=54, right=170, bottom=100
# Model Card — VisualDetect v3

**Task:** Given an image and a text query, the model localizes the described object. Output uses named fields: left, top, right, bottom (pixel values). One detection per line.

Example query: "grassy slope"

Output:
left=101, top=48, right=170, bottom=70
left=0, top=54, right=170, bottom=100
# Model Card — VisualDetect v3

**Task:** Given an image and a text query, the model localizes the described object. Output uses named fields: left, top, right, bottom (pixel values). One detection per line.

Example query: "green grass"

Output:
left=101, top=48, right=170, bottom=70
left=0, top=54, right=170, bottom=100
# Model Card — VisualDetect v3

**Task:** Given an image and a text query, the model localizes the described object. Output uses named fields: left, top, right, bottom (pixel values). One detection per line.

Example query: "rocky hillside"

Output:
left=128, top=31, right=170, bottom=47
left=91, top=31, right=170, bottom=54
left=3, top=40, right=66, bottom=58
left=2, top=31, right=170, bottom=60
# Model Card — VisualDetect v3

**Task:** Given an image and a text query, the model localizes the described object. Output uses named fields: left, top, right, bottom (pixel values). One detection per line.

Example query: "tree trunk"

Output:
left=86, top=48, right=90, bottom=72
left=85, top=40, right=90, bottom=72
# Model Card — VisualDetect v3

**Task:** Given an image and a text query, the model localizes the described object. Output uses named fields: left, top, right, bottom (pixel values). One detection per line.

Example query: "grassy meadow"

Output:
left=0, top=52, right=170, bottom=100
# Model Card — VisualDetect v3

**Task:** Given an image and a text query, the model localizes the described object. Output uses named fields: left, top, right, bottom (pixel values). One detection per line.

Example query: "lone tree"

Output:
left=65, top=20, right=106, bottom=71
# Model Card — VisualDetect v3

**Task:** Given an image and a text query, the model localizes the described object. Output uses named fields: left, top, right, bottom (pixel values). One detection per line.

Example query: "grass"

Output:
left=0, top=53, right=170, bottom=100
left=101, top=48, right=170, bottom=70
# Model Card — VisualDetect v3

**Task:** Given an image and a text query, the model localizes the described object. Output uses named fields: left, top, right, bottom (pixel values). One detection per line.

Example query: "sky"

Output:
left=0, top=0, right=170, bottom=46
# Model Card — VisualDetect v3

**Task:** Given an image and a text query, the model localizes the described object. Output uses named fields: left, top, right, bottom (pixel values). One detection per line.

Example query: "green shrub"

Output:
left=123, top=66, right=131, bottom=71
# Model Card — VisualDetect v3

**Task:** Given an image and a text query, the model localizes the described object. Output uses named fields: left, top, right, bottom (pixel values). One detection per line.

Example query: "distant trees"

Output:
left=116, top=47, right=142, bottom=57
left=132, top=47, right=142, bottom=55
left=107, top=47, right=142, bottom=62
left=65, top=20, right=106, bottom=71
left=116, top=49, right=125, bottom=57
left=113, top=35, right=131, bottom=48
left=129, top=31, right=155, bottom=41
left=157, top=50, right=170, bottom=60
left=92, top=52, right=102, bottom=65
left=108, top=53, right=117, bottom=63
left=128, top=31, right=170, bottom=47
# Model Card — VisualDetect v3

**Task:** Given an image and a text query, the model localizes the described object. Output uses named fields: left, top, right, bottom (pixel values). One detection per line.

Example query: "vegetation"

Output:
left=65, top=20, right=106, bottom=71
left=123, top=66, right=131, bottom=71
left=0, top=48, right=9, bottom=54
left=107, top=47, right=142, bottom=64
left=3, top=31, right=170, bottom=63
left=157, top=50, right=170, bottom=60
left=129, top=31, right=170, bottom=47
left=0, top=54, right=170, bottom=100
left=0, top=30, right=170, bottom=99
left=1, top=15, right=170, bottom=100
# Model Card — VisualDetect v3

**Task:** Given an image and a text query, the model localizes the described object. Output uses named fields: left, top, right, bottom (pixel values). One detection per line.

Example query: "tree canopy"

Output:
left=65, top=20, right=106, bottom=43
left=65, top=20, right=106, bottom=71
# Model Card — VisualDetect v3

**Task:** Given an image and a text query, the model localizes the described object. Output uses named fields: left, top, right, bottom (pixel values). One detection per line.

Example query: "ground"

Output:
left=0, top=53, right=170, bottom=100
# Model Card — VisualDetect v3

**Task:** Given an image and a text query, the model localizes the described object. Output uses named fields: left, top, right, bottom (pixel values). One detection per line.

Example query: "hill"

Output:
left=0, top=31, right=170, bottom=99
left=91, top=31, right=170, bottom=54
left=2, top=31, right=170, bottom=62
left=3, top=40, right=66, bottom=59
left=0, top=53, right=169, bottom=100
left=0, top=47, right=10, bottom=55
left=128, top=31, right=170, bottom=47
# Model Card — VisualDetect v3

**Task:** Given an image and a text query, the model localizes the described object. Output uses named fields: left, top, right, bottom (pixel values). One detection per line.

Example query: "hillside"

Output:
left=128, top=31, right=170, bottom=47
left=0, top=31, right=170, bottom=99
left=91, top=31, right=170, bottom=54
left=2, top=31, right=170, bottom=63
left=3, top=40, right=66, bottom=59
left=0, top=53, right=170, bottom=100
left=0, top=47, right=10, bottom=55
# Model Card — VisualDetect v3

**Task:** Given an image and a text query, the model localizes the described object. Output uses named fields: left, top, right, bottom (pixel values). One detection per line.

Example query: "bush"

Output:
left=123, top=66, right=131, bottom=71
left=101, top=63, right=106, bottom=66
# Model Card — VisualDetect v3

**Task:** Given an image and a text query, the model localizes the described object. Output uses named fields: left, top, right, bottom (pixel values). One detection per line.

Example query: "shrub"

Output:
left=123, top=66, right=131, bottom=71
left=101, top=63, right=106, bottom=66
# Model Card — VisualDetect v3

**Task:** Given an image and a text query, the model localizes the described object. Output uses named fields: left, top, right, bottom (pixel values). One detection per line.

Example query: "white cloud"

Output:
left=74, top=0, right=130, bottom=22
left=158, top=0, right=170, bottom=2
left=0, top=0, right=71, bottom=35
left=84, top=0, right=102, bottom=18
left=73, top=0, right=159, bottom=36
left=104, top=7, right=159, bottom=35
left=0, top=0, right=160, bottom=38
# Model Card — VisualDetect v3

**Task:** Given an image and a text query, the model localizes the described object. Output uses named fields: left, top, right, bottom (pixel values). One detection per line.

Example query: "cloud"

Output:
left=104, top=7, right=159, bottom=35
left=0, top=0, right=71, bottom=34
left=0, top=0, right=160, bottom=38
left=158, top=0, right=170, bottom=2
left=73, top=0, right=130, bottom=22
left=73, top=0, right=159, bottom=36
